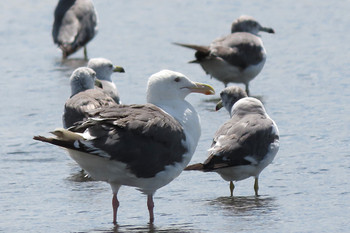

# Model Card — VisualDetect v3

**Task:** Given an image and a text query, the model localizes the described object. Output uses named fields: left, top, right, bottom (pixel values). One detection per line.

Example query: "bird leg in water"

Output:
left=112, top=194, right=119, bottom=224
left=147, top=195, right=154, bottom=223
left=84, top=46, right=88, bottom=60
left=230, top=181, right=235, bottom=197
left=254, top=177, right=259, bottom=196
left=245, top=84, right=250, bottom=96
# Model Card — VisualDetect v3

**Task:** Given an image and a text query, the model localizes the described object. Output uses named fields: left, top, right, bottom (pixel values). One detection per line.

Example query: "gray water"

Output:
left=1, top=0, right=349, bottom=232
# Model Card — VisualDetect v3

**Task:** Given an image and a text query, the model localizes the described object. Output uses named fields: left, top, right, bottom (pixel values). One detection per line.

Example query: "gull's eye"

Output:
left=108, top=64, right=113, bottom=68
left=174, top=77, right=181, bottom=82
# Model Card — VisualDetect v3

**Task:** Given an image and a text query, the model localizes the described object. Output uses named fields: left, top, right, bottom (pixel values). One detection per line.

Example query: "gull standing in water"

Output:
left=52, top=0, right=98, bottom=59
left=186, top=96, right=279, bottom=196
left=34, top=70, right=215, bottom=224
left=174, top=15, right=274, bottom=95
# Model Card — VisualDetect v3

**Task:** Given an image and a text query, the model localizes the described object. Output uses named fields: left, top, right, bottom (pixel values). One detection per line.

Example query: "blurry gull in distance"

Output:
left=87, top=58, right=125, bottom=104
left=185, top=96, right=279, bottom=196
left=52, top=0, right=98, bottom=59
left=174, top=15, right=274, bottom=95
left=34, top=70, right=215, bottom=224
left=62, top=67, right=116, bottom=128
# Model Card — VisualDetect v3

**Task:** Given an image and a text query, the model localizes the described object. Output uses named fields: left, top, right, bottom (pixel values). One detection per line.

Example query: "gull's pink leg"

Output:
left=112, top=193, right=119, bottom=224
left=147, top=195, right=154, bottom=223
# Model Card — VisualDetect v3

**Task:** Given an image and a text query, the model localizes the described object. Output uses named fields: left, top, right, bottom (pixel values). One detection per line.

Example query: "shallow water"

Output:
left=1, top=0, right=349, bottom=232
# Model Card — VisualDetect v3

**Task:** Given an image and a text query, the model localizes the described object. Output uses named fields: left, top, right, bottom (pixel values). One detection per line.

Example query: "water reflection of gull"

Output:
left=90, top=222, right=196, bottom=233
left=58, top=58, right=88, bottom=70
left=66, top=168, right=94, bottom=182
left=209, top=196, right=278, bottom=216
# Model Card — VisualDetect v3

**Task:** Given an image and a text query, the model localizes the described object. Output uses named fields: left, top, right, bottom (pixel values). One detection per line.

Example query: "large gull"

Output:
left=52, top=0, right=98, bottom=59
left=87, top=58, right=125, bottom=104
left=174, top=15, right=274, bottom=95
left=62, top=67, right=116, bottom=128
left=34, top=70, right=215, bottom=224
left=185, top=97, right=279, bottom=196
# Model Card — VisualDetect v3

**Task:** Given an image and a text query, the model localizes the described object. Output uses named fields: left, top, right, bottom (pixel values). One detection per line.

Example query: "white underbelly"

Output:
left=199, top=57, right=266, bottom=85
left=214, top=140, right=279, bottom=182
left=67, top=149, right=192, bottom=195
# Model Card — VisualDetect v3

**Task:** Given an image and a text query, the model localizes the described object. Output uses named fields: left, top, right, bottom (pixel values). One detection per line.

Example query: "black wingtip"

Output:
left=268, top=28, right=275, bottom=34
left=33, top=135, right=50, bottom=142
left=172, top=42, right=210, bottom=53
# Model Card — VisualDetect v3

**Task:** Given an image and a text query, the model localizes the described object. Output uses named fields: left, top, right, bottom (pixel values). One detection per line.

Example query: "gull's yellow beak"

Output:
left=215, top=100, right=223, bottom=111
left=95, top=79, right=103, bottom=88
left=113, top=66, right=125, bottom=73
left=188, top=82, right=215, bottom=95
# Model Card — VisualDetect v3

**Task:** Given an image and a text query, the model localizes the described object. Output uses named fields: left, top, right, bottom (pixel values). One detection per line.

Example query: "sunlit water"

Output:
left=1, top=0, right=349, bottom=232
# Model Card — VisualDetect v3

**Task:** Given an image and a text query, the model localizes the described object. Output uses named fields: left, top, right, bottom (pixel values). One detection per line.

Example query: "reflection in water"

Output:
left=201, top=97, right=221, bottom=112
left=203, top=96, right=221, bottom=104
left=66, top=169, right=95, bottom=182
left=209, top=195, right=278, bottom=216
left=88, top=222, right=196, bottom=233
left=52, top=57, right=89, bottom=79
left=53, top=58, right=88, bottom=75
left=59, top=58, right=88, bottom=69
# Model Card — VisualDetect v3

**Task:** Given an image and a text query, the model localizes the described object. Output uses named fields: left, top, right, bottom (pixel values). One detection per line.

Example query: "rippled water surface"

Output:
left=1, top=1, right=349, bottom=232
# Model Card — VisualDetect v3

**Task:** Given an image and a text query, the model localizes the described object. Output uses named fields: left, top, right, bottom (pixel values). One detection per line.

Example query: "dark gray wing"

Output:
left=52, top=0, right=97, bottom=56
left=73, top=2, right=97, bottom=48
left=97, top=80, right=120, bottom=104
left=63, top=89, right=116, bottom=128
left=210, top=32, right=265, bottom=69
left=52, top=0, right=76, bottom=44
left=70, top=104, right=188, bottom=178
left=202, top=113, right=278, bottom=171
